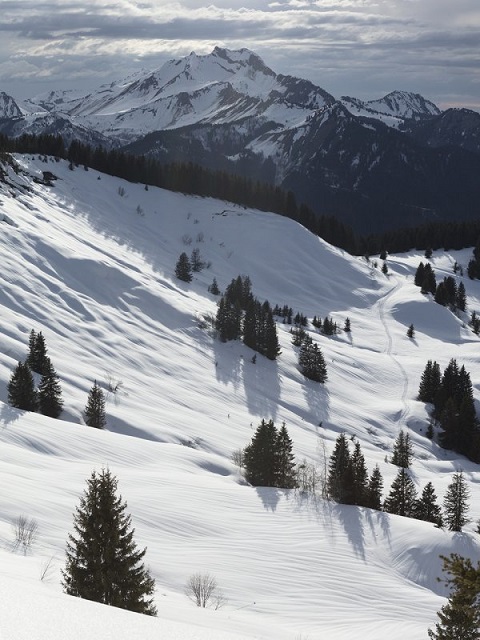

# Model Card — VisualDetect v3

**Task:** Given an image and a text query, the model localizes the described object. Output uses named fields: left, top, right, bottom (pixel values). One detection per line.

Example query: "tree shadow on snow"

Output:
left=0, top=403, right=23, bottom=427
left=212, top=340, right=242, bottom=390
left=255, top=486, right=281, bottom=512
left=334, top=503, right=366, bottom=561
left=243, top=354, right=281, bottom=422
left=303, top=379, right=330, bottom=427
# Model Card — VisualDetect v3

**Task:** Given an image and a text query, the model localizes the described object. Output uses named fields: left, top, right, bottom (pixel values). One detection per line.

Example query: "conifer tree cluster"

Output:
left=414, top=263, right=467, bottom=312
left=312, top=316, right=338, bottom=335
left=418, top=359, right=479, bottom=461
left=298, top=337, right=328, bottom=383
left=215, top=276, right=280, bottom=360
left=8, top=330, right=63, bottom=418
left=327, top=434, right=382, bottom=508
left=290, top=328, right=328, bottom=383
left=243, top=420, right=297, bottom=488
left=384, top=468, right=467, bottom=530
left=7, top=330, right=108, bottom=428
left=326, top=433, right=466, bottom=530
left=469, top=310, right=480, bottom=335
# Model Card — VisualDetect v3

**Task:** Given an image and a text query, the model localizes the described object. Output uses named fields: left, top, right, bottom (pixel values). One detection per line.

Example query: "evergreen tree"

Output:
left=7, top=361, right=37, bottom=411
left=421, top=263, right=437, bottom=295
left=456, top=282, right=467, bottom=312
left=382, top=261, right=388, bottom=275
left=384, top=468, right=417, bottom=517
left=443, top=472, right=470, bottom=532
left=62, top=468, right=157, bottom=615
left=328, top=433, right=351, bottom=503
left=413, top=482, right=443, bottom=527
left=84, top=381, right=106, bottom=429
left=418, top=360, right=442, bottom=404
left=407, top=323, right=415, bottom=338
left=243, top=419, right=279, bottom=487
left=414, top=262, right=425, bottom=287
left=349, top=441, right=369, bottom=506
left=208, top=277, right=220, bottom=295
left=275, top=423, right=297, bottom=489
left=391, top=430, right=413, bottom=468
left=215, top=296, right=242, bottom=342
left=343, top=317, right=351, bottom=332
left=299, top=341, right=327, bottom=383
left=27, top=330, right=49, bottom=375
left=175, top=252, right=193, bottom=282
left=366, top=465, right=384, bottom=510
left=428, top=554, right=480, bottom=640
left=38, top=357, right=63, bottom=418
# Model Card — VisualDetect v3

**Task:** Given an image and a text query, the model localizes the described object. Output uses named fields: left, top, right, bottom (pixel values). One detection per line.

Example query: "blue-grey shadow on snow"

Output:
left=242, top=353, right=281, bottom=423
left=255, top=486, right=281, bottom=512
left=0, top=403, right=23, bottom=427
left=334, top=502, right=366, bottom=561
left=302, top=377, right=330, bottom=427
left=212, top=339, right=242, bottom=391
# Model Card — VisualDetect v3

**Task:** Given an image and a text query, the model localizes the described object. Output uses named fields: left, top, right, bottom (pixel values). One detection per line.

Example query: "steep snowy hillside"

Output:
left=1, top=156, right=480, bottom=639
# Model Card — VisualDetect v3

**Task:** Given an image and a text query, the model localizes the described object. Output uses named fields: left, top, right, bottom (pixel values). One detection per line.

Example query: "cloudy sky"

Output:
left=1, top=0, right=479, bottom=110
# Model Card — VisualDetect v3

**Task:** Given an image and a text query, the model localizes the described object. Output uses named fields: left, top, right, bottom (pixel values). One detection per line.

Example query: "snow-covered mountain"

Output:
left=1, top=47, right=480, bottom=234
left=1, top=153, right=480, bottom=639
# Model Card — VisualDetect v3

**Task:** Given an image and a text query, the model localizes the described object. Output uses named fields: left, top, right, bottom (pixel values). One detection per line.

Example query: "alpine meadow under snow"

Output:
left=2, top=156, right=480, bottom=639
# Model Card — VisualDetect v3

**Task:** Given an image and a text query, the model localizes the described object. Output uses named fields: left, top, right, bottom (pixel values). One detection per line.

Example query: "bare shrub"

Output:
left=182, top=234, right=193, bottom=246
left=12, top=515, right=38, bottom=554
left=185, top=573, right=226, bottom=609
left=117, top=186, right=125, bottom=197
left=135, top=204, right=144, bottom=216
left=231, top=448, right=245, bottom=469
left=196, top=231, right=204, bottom=243
left=105, top=372, right=124, bottom=395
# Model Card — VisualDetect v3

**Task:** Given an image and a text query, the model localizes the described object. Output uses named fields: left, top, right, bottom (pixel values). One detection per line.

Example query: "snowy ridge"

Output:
left=1, top=156, right=480, bottom=639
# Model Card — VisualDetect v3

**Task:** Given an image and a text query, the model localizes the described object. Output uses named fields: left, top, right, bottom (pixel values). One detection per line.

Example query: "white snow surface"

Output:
left=1, top=156, right=480, bottom=639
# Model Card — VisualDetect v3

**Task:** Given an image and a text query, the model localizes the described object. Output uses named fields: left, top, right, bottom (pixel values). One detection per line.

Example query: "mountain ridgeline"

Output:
left=1, top=47, right=479, bottom=236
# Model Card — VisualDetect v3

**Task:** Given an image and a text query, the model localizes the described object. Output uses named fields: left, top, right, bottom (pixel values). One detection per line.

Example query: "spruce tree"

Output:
left=38, top=357, right=63, bottom=418
left=391, top=430, right=413, bottom=468
left=428, top=554, right=480, bottom=640
left=243, top=419, right=279, bottom=487
left=407, top=323, right=415, bottom=338
left=418, top=360, right=441, bottom=404
left=414, top=262, right=425, bottom=287
left=343, top=317, right=351, bottom=332
left=84, top=381, right=106, bottom=429
left=366, top=465, right=384, bottom=510
left=328, top=433, right=351, bottom=503
left=384, top=468, right=417, bottom=517
left=175, top=252, right=193, bottom=282
left=27, top=330, right=49, bottom=375
left=275, top=423, right=297, bottom=489
left=349, top=441, right=369, bottom=506
left=456, top=282, right=467, bottom=312
left=8, top=361, right=37, bottom=411
left=443, top=472, right=470, bottom=532
left=62, top=468, right=157, bottom=615
left=413, top=482, right=443, bottom=527
left=208, top=277, right=220, bottom=295
left=299, top=341, right=327, bottom=383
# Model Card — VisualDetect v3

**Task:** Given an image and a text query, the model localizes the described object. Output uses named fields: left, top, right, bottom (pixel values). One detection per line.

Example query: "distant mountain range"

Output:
left=1, top=47, right=480, bottom=234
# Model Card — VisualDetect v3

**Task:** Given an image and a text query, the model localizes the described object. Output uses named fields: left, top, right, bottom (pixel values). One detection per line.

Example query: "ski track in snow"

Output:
left=376, top=276, right=410, bottom=430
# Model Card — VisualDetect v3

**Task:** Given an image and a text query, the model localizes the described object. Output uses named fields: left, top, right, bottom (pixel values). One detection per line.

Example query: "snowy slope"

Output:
left=1, top=156, right=480, bottom=639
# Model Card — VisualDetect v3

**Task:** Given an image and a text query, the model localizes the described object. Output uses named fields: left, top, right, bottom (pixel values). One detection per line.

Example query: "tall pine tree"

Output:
left=84, top=381, right=106, bottom=429
left=8, top=361, right=37, bottom=411
left=38, top=357, right=63, bottom=418
left=62, top=468, right=157, bottom=615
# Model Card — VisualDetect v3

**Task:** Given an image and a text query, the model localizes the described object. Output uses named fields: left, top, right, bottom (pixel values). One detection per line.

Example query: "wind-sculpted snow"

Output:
left=1, top=156, right=480, bottom=639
